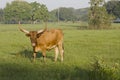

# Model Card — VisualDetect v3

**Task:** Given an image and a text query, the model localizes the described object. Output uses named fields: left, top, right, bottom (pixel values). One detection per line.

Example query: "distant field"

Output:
left=0, top=22, right=120, bottom=80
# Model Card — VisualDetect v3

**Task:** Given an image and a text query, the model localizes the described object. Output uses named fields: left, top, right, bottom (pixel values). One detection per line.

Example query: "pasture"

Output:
left=0, top=22, right=120, bottom=80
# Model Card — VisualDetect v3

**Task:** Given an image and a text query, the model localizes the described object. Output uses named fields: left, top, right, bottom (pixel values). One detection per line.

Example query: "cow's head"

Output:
left=19, top=25, right=44, bottom=47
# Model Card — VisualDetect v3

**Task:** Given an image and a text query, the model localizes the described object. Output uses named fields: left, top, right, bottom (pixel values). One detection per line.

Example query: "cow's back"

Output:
left=37, top=29, right=63, bottom=49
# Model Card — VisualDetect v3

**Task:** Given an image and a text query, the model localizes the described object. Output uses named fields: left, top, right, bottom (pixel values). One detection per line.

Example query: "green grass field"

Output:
left=0, top=22, right=120, bottom=80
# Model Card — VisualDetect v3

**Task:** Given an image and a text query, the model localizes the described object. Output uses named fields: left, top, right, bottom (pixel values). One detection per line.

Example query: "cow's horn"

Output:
left=18, top=22, right=29, bottom=34
left=37, top=29, right=44, bottom=34
left=19, top=27, right=29, bottom=34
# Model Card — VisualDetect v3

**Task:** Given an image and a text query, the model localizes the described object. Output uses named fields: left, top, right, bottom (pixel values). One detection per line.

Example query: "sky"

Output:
left=0, top=0, right=90, bottom=11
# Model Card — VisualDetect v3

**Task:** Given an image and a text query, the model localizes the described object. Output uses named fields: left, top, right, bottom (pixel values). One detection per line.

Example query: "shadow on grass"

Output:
left=11, top=49, right=41, bottom=62
left=11, top=49, right=55, bottom=62
left=0, top=62, right=90, bottom=80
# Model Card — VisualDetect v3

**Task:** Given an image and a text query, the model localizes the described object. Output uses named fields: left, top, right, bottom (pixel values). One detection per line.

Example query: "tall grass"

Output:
left=0, top=22, right=120, bottom=80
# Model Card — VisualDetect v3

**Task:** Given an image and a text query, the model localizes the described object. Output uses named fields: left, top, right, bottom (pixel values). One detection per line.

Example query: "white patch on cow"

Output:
left=47, top=45, right=56, bottom=50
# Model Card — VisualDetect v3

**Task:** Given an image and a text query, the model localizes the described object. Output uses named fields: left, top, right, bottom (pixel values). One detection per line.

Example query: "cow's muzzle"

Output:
left=32, top=43, right=36, bottom=47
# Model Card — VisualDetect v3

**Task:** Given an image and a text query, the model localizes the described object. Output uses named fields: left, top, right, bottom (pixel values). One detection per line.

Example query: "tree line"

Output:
left=0, top=1, right=49, bottom=24
left=49, top=7, right=88, bottom=22
left=0, top=0, right=120, bottom=24
left=0, top=0, right=88, bottom=24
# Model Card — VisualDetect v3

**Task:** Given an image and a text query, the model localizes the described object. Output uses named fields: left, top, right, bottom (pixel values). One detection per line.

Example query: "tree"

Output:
left=49, top=10, right=58, bottom=22
left=4, top=1, right=49, bottom=24
left=75, top=8, right=89, bottom=21
left=30, top=1, right=49, bottom=23
left=105, top=0, right=120, bottom=18
left=58, top=7, right=76, bottom=21
left=0, top=9, right=4, bottom=23
left=89, top=0, right=113, bottom=29
left=4, top=1, right=32, bottom=23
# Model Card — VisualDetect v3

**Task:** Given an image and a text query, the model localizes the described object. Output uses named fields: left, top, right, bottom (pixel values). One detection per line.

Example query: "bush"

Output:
left=88, top=57, right=120, bottom=80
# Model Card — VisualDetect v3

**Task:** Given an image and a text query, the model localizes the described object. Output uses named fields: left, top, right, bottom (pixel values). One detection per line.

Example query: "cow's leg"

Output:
left=58, top=43, right=64, bottom=62
left=42, top=50, right=46, bottom=62
left=54, top=47, right=59, bottom=62
left=33, top=47, right=37, bottom=62
left=33, top=52, right=36, bottom=62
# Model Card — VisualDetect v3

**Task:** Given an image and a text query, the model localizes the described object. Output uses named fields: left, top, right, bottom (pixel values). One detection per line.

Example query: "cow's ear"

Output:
left=37, top=33, right=43, bottom=38
left=37, top=33, right=40, bottom=38
left=26, top=34, right=30, bottom=37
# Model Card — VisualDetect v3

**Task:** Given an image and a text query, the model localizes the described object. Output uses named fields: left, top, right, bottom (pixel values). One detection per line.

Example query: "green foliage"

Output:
left=89, top=56, right=120, bottom=80
left=30, top=1, right=49, bottom=22
left=49, top=7, right=88, bottom=22
left=89, top=0, right=113, bottom=29
left=3, top=1, right=49, bottom=24
left=0, top=9, right=4, bottom=23
left=105, top=0, right=120, bottom=18
left=49, top=10, right=58, bottom=22
left=75, top=8, right=89, bottom=21
left=58, top=7, right=76, bottom=21
left=4, top=1, right=32, bottom=23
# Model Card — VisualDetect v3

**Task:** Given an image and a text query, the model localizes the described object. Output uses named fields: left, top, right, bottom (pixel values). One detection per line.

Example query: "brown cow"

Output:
left=19, top=24, right=64, bottom=62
